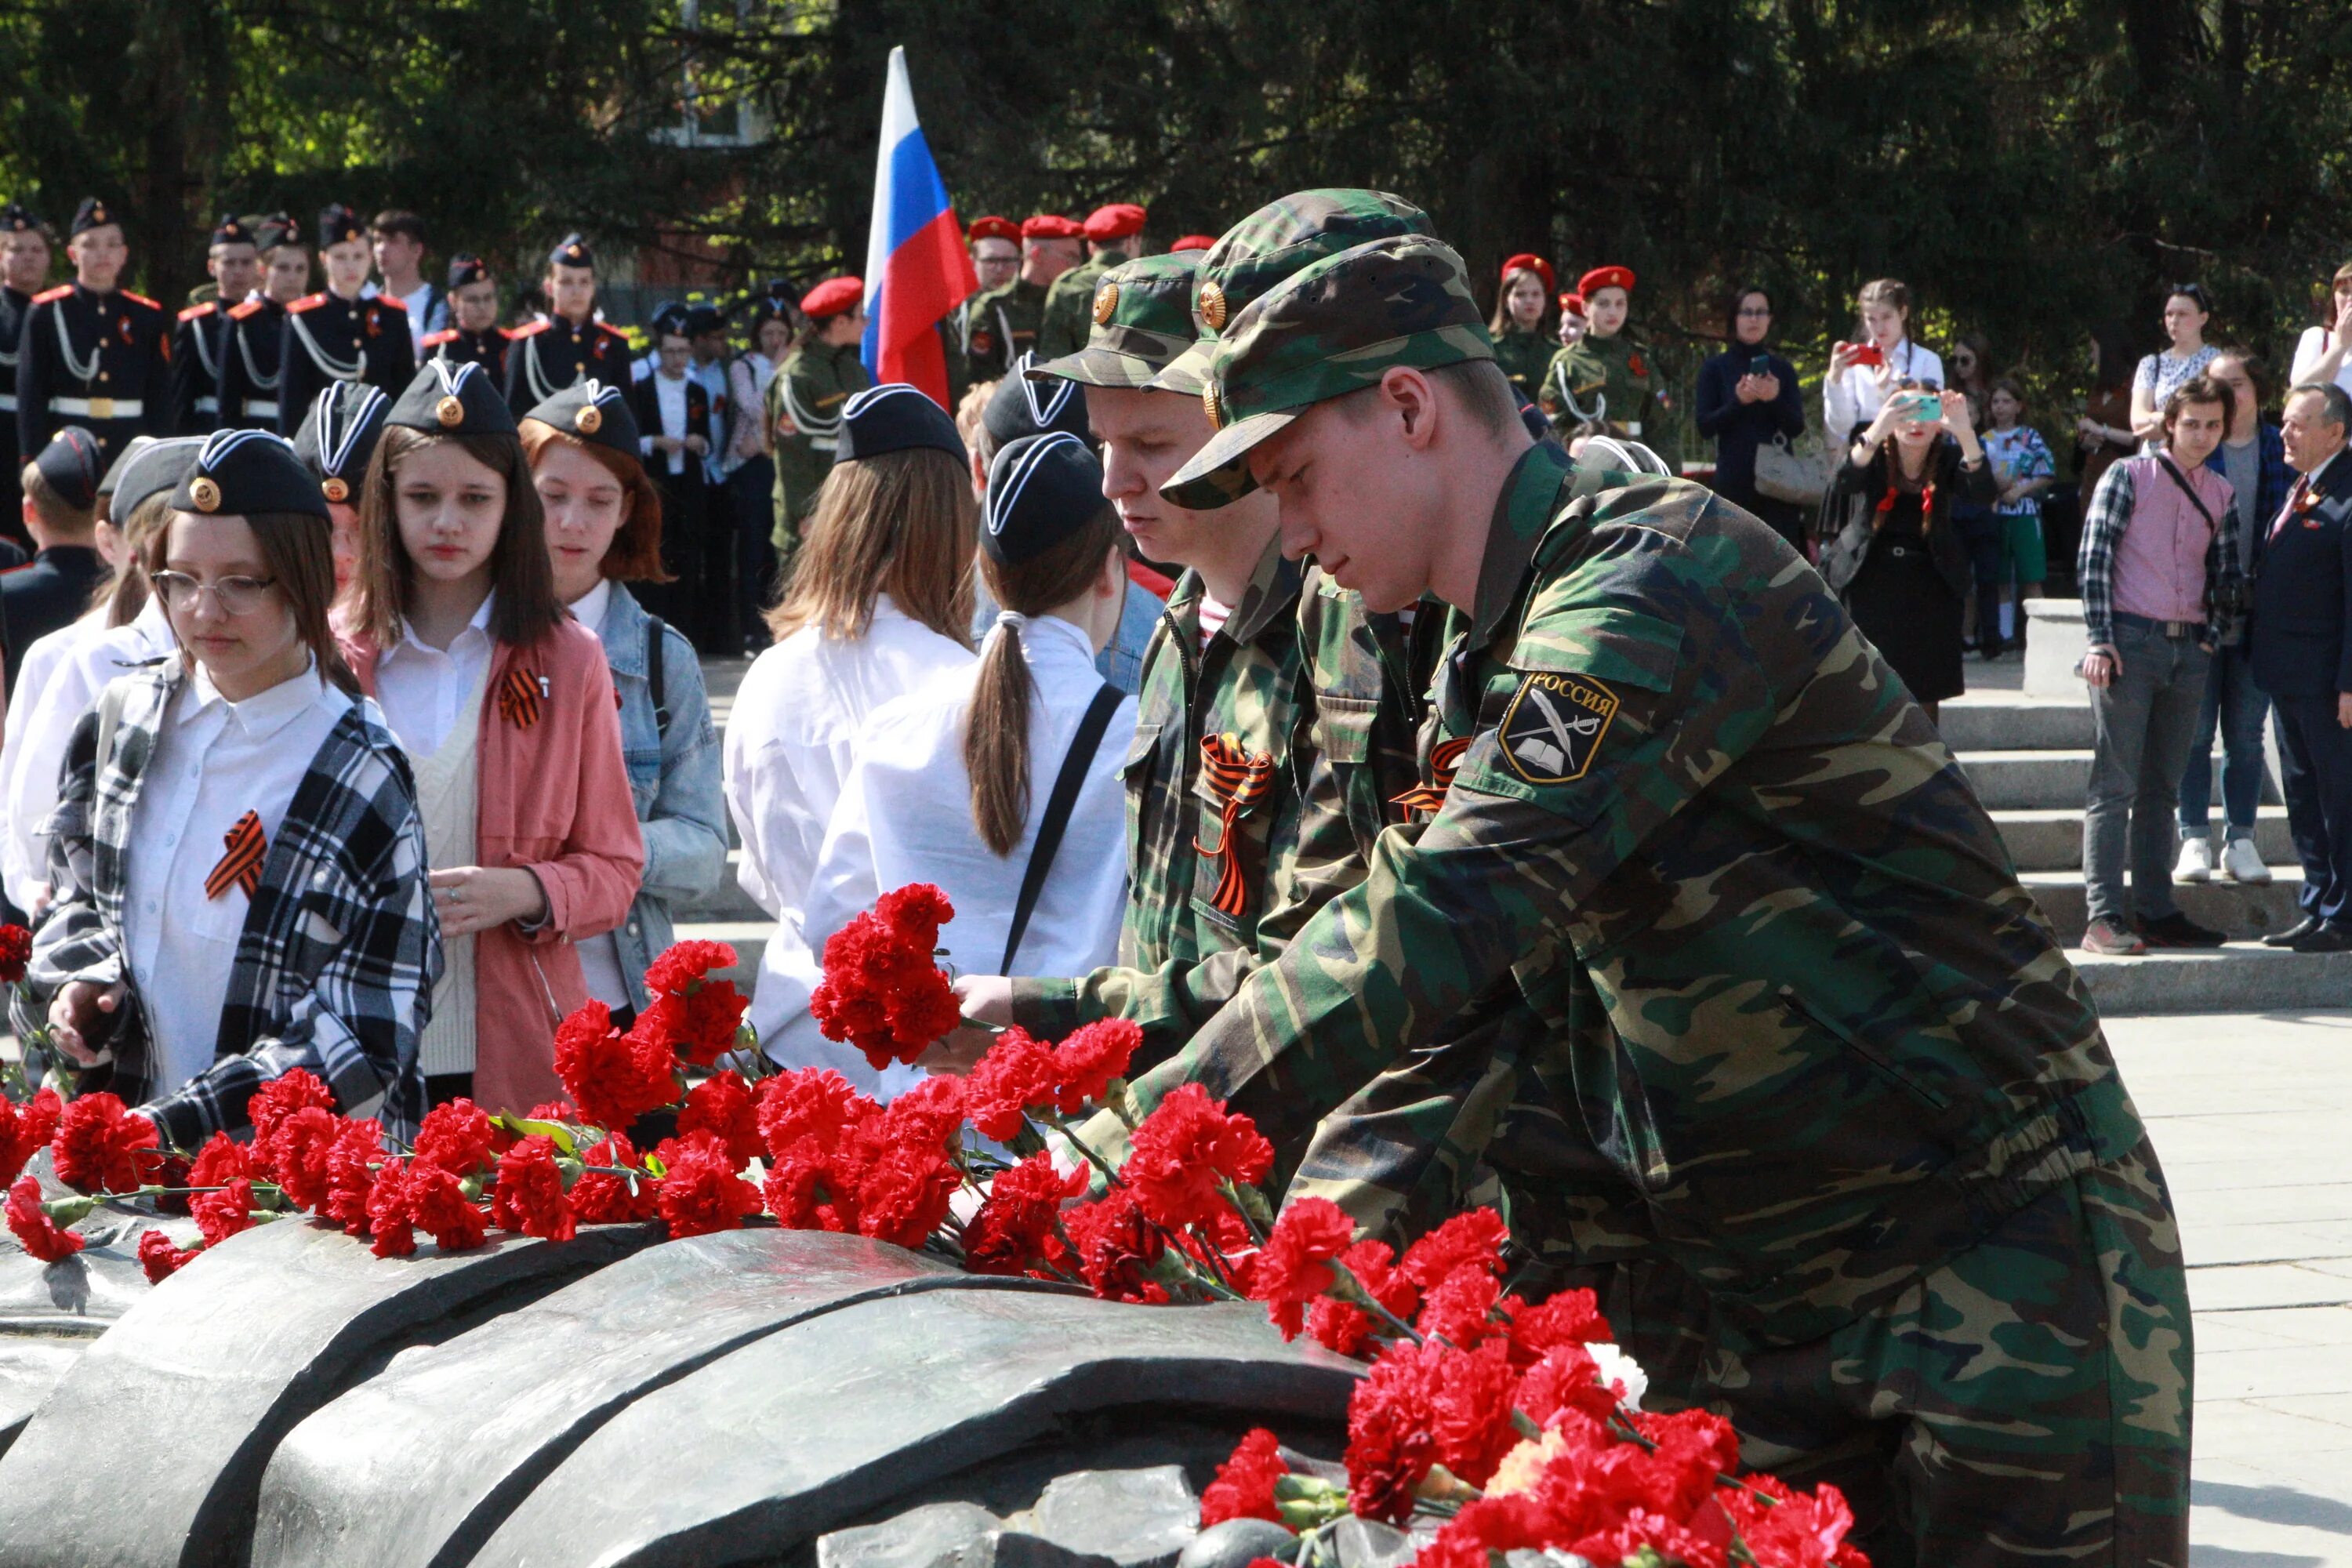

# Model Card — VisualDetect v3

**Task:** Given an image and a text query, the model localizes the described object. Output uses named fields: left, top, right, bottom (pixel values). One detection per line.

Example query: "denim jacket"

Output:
left=592, top=584, right=728, bottom=1010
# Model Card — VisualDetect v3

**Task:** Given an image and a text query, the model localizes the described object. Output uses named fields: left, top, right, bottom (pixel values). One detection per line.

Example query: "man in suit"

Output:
left=630, top=321, right=712, bottom=648
left=2252, top=381, right=2352, bottom=951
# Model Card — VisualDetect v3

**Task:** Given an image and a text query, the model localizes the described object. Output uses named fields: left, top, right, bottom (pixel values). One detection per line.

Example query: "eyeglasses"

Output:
left=1735, top=306, right=1772, bottom=318
left=151, top=571, right=278, bottom=616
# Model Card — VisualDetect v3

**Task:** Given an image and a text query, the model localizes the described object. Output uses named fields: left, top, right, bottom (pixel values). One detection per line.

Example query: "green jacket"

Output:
left=1539, top=332, right=1677, bottom=467
left=958, top=275, right=1050, bottom=387
left=767, top=339, right=870, bottom=539
left=1120, top=442, right=2147, bottom=1345
left=1035, top=249, right=1131, bottom=361
left=1492, top=326, right=1555, bottom=405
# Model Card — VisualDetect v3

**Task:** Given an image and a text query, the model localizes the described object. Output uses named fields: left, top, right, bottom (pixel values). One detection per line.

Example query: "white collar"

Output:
left=1018, top=613, right=1096, bottom=663
left=190, top=656, right=328, bottom=740
left=568, top=578, right=614, bottom=631
left=391, top=590, right=497, bottom=659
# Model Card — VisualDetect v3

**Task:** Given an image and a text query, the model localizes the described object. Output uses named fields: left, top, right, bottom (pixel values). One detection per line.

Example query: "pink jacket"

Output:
left=343, top=617, right=645, bottom=1113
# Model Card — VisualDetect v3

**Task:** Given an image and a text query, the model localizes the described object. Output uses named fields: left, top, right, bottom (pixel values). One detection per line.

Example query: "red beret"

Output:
left=1501, top=253, right=1555, bottom=295
left=1022, top=214, right=1082, bottom=240
left=799, top=275, right=865, bottom=319
left=1558, top=292, right=1587, bottom=316
left=1577, top=265, right=1635, bottom=298
left=1083, top=203, right=1147, bottom=242
left=1170, top=234, right=1217, bottom=253
left=967, top=216, right=1019, bottom=245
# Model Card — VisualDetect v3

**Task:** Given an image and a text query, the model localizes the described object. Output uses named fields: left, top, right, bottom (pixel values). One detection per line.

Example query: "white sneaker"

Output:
left=2222, top=837, right=2274, bottom=884
left=2175, top=837, right=2215, bottom=883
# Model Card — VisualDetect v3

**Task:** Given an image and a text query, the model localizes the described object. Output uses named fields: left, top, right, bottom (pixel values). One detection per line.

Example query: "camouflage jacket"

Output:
left=1123, top=441, right=2148, bottom=1345
left=1036, top=249, right=1130, bottom=361
left=958, top=276, right=1050, bottom=390
left=768, top=339, right=869, bottom=533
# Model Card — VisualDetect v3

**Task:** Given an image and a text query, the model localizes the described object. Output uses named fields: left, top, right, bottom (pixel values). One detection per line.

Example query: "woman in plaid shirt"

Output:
left=16, top=428, right=438, bottom=1148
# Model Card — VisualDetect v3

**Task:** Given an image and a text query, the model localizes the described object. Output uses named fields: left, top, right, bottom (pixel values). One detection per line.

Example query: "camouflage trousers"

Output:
left=1603, top=1136, right=2191, bottom=1568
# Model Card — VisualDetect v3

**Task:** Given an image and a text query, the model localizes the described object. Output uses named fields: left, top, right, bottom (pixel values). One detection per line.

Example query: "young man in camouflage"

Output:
left=1034, top=204, right=1146, bottom=361
left=1136, top=216, right=2190, bottom=1567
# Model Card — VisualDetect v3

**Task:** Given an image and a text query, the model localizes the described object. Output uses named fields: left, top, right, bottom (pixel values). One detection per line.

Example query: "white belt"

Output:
left=243, top=399, right=279, bottom=419
left=1624, top=421, right=1643, bottom=436
left=50, top=396, right=142, bottom=419
left=194, top=396, right=219, bottom=413
left=808, top=436, right=837, bottom=452
left=0, top=394, right=16, bottom=412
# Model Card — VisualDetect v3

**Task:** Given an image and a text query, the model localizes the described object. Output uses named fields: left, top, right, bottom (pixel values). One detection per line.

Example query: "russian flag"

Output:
left=862, top=46, right=978, bottom=408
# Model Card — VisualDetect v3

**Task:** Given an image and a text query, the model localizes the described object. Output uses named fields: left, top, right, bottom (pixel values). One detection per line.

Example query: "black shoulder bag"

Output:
left=999, top=684, right=1125, bottom=976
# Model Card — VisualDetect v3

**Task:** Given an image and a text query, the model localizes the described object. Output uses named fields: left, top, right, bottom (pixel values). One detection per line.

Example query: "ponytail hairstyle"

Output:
left=962, top=499, right=1123, bottom=856
left=93, top=488, right=175, bottom=625
left=1857, top=277, right=1912, bottom=341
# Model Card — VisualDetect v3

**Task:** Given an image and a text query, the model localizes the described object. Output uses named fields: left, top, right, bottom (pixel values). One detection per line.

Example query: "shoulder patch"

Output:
left=376, top=291, right=405, bottom=308
left=508, top=319, right=552, bottom=338
left=119, top=289, right=160, bottom=310
left=286, top=292, right=328, bottom=314
left=1497, top=671, right=1619, bottom=785
left=419, top=328, right=457, bottom=347
left=492, top=326, right=514, bottom=340
left=227, top=299, right=266, bottom=321
left=177, top=302, right=216, bottom=322
left=596, top=321, right=630, bottom=340
left=31, top=285, right=70, bottom=304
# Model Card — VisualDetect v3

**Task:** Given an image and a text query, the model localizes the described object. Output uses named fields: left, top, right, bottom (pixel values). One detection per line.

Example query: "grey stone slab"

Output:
left=0, top=1210, right=195, bottom=1454
left=818, top=1501, right=1005, bottom=1568
left=1177, top=1519, right=1298, bottom=1568
left=0, top=1214, right=658, bottom=1568
left=255, top=1228, right=1045, bottom=1568
left=474, top=1291, right=1360, bottom=1568
left=1009, top=1465, right=1198, bottom=1568
left=1330, top=1517, right=1415, bottom=1568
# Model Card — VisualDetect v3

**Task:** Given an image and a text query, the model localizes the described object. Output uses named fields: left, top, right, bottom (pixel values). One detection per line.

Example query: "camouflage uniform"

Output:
left=765, top=337, right=869, bottom=564
left=1539, top=331, right=1678, bottom=469
left=1145, top=224, right=2190, bottom=1568
left=957, top=276, right=1049, bottom=390
left=1034, top=246, right=1131, bottom=362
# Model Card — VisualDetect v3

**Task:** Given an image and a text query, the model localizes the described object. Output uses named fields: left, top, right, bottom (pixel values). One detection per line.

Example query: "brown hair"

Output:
left=350, top=426, right=565, bottom=650
left=153, top=509, right=361, bottom=695
left=2210, top=344, right=2266, bottom=408
left=1857, top=278, right=1912, bottom=332
left=2163, top=373, right=2234, bottom=434
left=1339, top=359, right=1518, bottom=436
left=1486, top=266, right=1551, bottom=339
left=1987, top=375, right=2029, bottom=420
left=964, top=503, right=1123, bottom=855
left=957, top=379, right=1000, bottom=469
left=516, top=419, right=670, bottom=583
left=762, top=447, right=977, bottom=647
left=93, top=488, right=175, bottom=625
left=20, top=461, right=93, bottom=537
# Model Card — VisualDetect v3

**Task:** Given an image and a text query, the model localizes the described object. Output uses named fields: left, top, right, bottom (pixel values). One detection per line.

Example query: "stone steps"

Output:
left=2071, top=944, right=2352, bottom=1014
left=1994, top=806, right=2292, bottom=873
left=2020, top=869, right=2305, bottom=946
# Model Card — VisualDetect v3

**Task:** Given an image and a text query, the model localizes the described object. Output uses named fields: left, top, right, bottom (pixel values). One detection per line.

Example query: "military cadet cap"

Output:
left=1161, top=234, right=1495, bottom=510
left=105, top=436, right=201, bottom=526
left=986, top=354, right=1091, bottom=447
left=549, top=233, right=595, bottom=270
left=292, top=383, right=392, bottom=503
left=171, top=428, right=328, bottom=521
left=1169, top=234, right=1216, bottom=253
left=982, top=433, right=1104, bottom=566
left=209, top=215, right=256, bottom=250
left=318, top=203, right=366, bottom=249
left=1028, top=252, right=1203, bottom=391
left=523, top=378, right=641, bottom=463
left=800, top=275, right=863, bottom=320
left=256, top=212, right=299, bottom=252
left=683, top=303, right=722, bottom=338
left=447, top=252, right=491, bottom=291
left=648, top=300, right=690, bottom=339
left=967, top=216, right=1020, bottom=245
left=69, top=198, right=117, bottom=238
left=1083, top=204, right=1147, bottom=243
left=1501, top=252, right=1555, bottom=294
left=33, top=427, right=103, bottom=511
left=1577, top=264, right=1635, bottom=297
left=387, top=358, right=517, bottom=437
left=0, top=202, right=42, bottom=235
left=1021, top=215, right=1082, bottom=241
left=1558, top=290, right=1587, bottom=317
left=1151, top=187, right=1431, bottom=397
left=836, top=383, right=964, bottom=465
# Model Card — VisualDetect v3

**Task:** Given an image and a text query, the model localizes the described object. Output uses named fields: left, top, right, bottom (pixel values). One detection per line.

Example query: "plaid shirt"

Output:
left=13, top=663, right=439, bottom=1149
left=2076, top=454, right=2245, bottom=651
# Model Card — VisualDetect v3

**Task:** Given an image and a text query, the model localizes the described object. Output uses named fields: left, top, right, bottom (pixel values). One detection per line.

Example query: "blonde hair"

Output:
left=762, top=447, right=977, bottom=646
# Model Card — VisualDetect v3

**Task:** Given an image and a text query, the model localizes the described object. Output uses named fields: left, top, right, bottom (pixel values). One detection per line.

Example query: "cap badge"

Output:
left=1202, top=383, right=1222, bottom=431
left=1092, top=282, right=1119, bottom=326
left=435, top=394, right=465, bottom=428
left=321, top=477, right=350, bottom=503
left=1200, top=281, right=1228, bottom=334
left=575, top=405, right=603, bottom=436
left=188, top=477, right=221, bottom=514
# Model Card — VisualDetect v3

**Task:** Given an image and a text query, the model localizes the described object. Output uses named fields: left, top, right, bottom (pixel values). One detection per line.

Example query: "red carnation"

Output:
left=1400, top=1207, right=1508, bottom=1290
left=5, top=1174, right=84, bottom=1261
left=248, top=1069, right=336, bottom=1170
left=964, top=1152, right=1083, bottom=1275
left=270, top=1105, right=343, bottom=1212
left=323, top=1119, right=386, bottom=1236
left=1345, top=1338, right=1441, bottom=1523
left=415, top=1098, right=497, bottom=1178
left=1250, top=1196, right=1356, bottom=1341
left=0, top=922, right=31, bottom=985
left=365, top=1161, right=418, bottom=1258
left=677, top=1073, right=764, bottom=1167
left=1057, top=1188, right=1169, bottom=1304
left=571, top=1132, right=661, bottom=1224
left=0, top=1087, right=62, bottom=1188
left=191, top=1177, right=257, bottom=1247
left=755, top=1069, right=877, bottom=1160
left=136, top=1227, right=197, bottom=1283
left=964, top=1028, right=1056, bottom=1142
left=1513, top=1344, right=1623, bottom=1431
left=652, top=1131, right=763, bottom=1240
left=1430, top=1336, right=1521, bottom=1487
left=404, top=1163, right=488, bottom=1251
left=187, top=1130, right=253, bottom=1187
left=491, top=1136, right=575, bottom=1241
left=847, top=1127, right=960, bottom=1248
left=1123, top=1084, right=1273, bottom=1231
left=554, top=1000, right=678, bottom=1131
left=1722, top=1475, right=1868, bottom=1568
left=644, top=939, right=739, bottom=996
left=1199, top=1428, right=1290, bottom=1527
left=807, top=884, right=963, bottom=1072
left=1049, top=1018, right=1141, bottom=1114
left=52, top=1092, right=160, bottom=1194
left=1417, top=1262, right=1504, bottom=1348
left=1307, top=1238, right=1420, bottom=1357
left=1509, top=1286, right=1611, bottom=1363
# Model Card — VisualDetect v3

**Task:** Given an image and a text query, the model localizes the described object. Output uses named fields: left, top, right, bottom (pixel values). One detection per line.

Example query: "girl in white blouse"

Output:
left=1824, top=278, right=1945, bottom=444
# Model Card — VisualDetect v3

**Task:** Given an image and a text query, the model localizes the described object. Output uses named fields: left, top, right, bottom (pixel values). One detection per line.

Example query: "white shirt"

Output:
left=646, top=372, right=689, bottom=477
left=3, top=598, right=175, bottom=911
left=2292, top=328, right=2352, bottom=400
left=565, top=579, right=633, bottom=1011
left=688, top=358, right=733, bottom=481
left=1822, top=339, right=1945, bottom=444
left=772, top=616, right=1136, bottom=1094
left=393, top=281, right=437, bottom=347
left=374, top=593, right=497, bottom=757
left=123, top=662, right=350, bottom=1096
left=724, top=597, right=974, bottom=1061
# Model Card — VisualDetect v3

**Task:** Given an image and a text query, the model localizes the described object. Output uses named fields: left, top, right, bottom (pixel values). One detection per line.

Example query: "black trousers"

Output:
left=2273, top=693, right=2352, bottom=924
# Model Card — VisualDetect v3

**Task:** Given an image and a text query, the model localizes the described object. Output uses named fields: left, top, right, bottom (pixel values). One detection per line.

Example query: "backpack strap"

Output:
left=1000, top=683, right=1123, bottom=976
left=643, top=612, right=672, bottom=741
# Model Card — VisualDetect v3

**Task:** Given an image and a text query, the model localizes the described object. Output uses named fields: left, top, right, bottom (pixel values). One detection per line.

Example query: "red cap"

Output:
left=1022, top=214, right=1082, bottom=240
left=1170, top=234, right=1217, bottom=253
left=1083, top=202, right=1147, bottom=242
left=1501, top=253, right=1555, bottom=295
left=967, top=216, right=1019, bottom=245
left=1577, top=265, right=1635, bottom=298
left=799, top=275, right=864, bottom=319
left=1558, top=292, right=1588, bottom=317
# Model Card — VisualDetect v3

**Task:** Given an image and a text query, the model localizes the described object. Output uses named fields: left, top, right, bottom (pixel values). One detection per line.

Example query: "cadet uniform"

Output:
left=1538, top=264, right=1676, bottom=468
left=1146, top=224, right=2190, bottom=1568
left=169, top=216, right=256, bottom=435
left=959, top=214, right=1076, bottom=389
left=1490, top=252, right=1556, bottom=403
left=0, top=203, right=47, bottom=548
left=503, top=236, right=633, bottom=415
left=277, top=205, right=416, bottom=437
left=16, top=200, right=171, bottom=468
left=1, top=426, right=107, bottom=693
left=765, top=275, right=869, bottom=567
left=1034, top=203, right=1144, bottom=362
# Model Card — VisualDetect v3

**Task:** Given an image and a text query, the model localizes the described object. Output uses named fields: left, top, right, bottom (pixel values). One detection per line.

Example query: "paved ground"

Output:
left=2114, top=1011, right=2352, bottom=1565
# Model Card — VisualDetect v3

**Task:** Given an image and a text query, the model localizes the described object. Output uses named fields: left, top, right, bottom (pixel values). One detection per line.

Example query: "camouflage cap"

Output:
left=1152, top=189, right=1431, bottom=397
left=1028, top=252, right=1203, bottom=391
left=1160, top=234, right=1494, bottom=510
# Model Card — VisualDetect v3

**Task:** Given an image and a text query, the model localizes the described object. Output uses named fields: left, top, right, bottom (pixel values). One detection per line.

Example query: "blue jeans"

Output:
left=2177, top=641, right=2269, bottom=838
